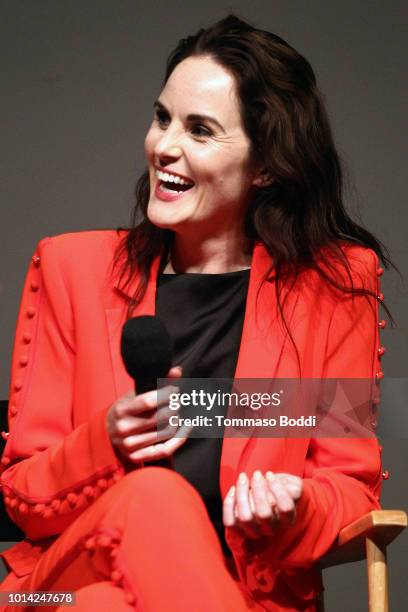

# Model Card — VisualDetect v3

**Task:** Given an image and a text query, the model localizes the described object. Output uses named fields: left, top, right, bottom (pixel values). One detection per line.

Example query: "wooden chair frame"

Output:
left=317, top=510, right=407, bottom=612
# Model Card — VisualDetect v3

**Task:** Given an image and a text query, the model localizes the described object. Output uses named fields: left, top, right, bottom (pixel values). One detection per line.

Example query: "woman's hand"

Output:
left=223, top=471, right=303, bottom=539
left=106, top=366, right=187, bottom=464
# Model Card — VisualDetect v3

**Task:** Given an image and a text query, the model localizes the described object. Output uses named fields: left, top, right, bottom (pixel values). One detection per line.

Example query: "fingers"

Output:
left=114, top=420, right=178, bottom=453
left=227, top=473, right=270, bottom=539
left=251, top=471, right=274, bottom=519
left=116, top=385, right=179, bottom=418
left=265, top=472, right=295, bottom=527
left=222, top=471, right=303, bottom=539
left=115, top=365, right=182, bottom=421
left=106, top=368, right=185, bottom=464
left=249, top=471, right=280, bottom=536
left=235, top=473, right=265, bottom=538
left=235, top=473, right=252, bottom=522
left=127, top=435, right=188, bottom=463
left=274, top=473, right=303, bottom=501
left=113, top=403, right=177, bottom=439
left=223, top=486, right=236, bottom=527
left=223, top=481, right=260, bottom=540
left=167, top=365, right=183, bottom=379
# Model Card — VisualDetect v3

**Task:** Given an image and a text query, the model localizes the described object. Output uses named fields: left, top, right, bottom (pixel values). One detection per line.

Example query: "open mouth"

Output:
left=155, top=169, right=195, bottom=194
left=160, top=182, right=193, bottom=194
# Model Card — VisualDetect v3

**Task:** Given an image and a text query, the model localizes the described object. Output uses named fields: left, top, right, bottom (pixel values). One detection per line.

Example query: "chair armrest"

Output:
left=318, top=510, right=407, bottom=569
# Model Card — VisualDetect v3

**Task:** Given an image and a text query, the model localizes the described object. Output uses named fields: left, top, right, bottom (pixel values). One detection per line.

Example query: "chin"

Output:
left=147, top=203, right=183, bottom=230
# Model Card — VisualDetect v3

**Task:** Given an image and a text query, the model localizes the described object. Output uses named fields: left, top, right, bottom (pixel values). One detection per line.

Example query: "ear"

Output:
left=252, top=167, right=273, bottom=188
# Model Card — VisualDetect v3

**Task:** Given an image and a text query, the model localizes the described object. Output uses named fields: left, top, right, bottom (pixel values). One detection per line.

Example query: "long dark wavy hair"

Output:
left=115, top=14, right=393, bottom=336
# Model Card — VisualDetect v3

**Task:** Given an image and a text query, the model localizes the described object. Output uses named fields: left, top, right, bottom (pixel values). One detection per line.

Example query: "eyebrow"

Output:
left=154, top=100, right=226, bottom=133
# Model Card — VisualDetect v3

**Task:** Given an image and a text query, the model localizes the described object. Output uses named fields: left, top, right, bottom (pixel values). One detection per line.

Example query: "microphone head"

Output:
left=120, top=315, right=173, bottom=385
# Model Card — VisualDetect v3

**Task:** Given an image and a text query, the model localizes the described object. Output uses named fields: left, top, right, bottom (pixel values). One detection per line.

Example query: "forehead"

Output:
left=160, top=56, right=242, bottom=125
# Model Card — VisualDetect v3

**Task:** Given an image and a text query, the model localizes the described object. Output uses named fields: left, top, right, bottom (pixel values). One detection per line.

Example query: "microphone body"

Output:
left=121, top=315, right=173, bottom=394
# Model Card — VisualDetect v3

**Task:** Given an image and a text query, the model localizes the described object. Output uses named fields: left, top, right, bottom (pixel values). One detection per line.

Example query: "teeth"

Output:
left=156, top=169, right=193, bottom=186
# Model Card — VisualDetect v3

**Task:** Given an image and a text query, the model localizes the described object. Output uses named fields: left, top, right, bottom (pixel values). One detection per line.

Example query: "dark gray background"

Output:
left=1, top=1, right=407, bottom=609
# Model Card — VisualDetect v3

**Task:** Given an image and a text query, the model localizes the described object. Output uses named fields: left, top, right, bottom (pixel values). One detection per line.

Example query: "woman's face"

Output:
left=144, top=55, right=260, bottom=238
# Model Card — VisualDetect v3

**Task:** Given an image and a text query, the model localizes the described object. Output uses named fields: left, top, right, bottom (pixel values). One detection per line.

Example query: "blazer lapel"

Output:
left=220, top=244, right=303, bottom=495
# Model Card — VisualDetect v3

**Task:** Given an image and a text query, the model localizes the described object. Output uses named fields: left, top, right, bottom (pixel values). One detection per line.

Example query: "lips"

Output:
left=155, top=180, right=195, bottom=202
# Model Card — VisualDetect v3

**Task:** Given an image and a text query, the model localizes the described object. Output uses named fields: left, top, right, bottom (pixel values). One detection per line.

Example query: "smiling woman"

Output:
left=0, top=14, right=392, bottom=612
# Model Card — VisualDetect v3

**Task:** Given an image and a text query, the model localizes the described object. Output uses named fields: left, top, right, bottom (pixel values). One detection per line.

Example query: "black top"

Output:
left=156, top=269, right=250, bottom=555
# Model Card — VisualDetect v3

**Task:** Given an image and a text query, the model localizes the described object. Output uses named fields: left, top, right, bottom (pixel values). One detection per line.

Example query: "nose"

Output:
left=154, top=127, right=183, bottom=165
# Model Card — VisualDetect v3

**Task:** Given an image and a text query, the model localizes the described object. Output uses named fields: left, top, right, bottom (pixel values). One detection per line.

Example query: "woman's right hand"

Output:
left=106, top=366, right=187, bottom=464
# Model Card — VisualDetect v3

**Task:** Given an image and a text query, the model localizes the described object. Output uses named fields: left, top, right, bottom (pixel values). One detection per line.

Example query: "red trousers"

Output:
left=1, top=468, right=252, bottom=611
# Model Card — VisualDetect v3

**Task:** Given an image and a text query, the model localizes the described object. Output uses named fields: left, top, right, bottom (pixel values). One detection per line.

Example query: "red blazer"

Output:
left=0, top=231, right=383, bottom=610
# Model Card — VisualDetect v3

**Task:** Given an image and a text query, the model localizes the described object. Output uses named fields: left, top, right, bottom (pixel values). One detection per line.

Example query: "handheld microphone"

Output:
left=120, top=315, right=174, bottom=469
left=120, top=315, right=173, bottom=395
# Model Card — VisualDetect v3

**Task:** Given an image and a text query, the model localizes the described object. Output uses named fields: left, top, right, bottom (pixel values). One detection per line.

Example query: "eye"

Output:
left=190, top=124, right=213, bottom=138
left=154, top=108, right=170, bottom=128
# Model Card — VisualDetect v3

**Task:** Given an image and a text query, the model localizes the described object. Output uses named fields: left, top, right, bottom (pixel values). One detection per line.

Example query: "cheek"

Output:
left=194, top=150, right=241, bottom=183
left=144, top=128, right=156, bottom=160
left=203, top=156, right=251, bottom=192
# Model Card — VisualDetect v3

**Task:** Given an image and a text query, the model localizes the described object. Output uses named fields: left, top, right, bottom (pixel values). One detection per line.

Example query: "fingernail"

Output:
left=253, top=470, right=262, bottom=481
left=238, top=472, right=247, bottom=484
left=266, top=471, right=275, bottom=481
left=229, top=486, right=236, bottom=496
left=144, top=391, right=157, bottom=407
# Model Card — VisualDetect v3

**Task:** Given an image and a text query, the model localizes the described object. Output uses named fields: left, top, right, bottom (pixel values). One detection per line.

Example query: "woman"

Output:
left=0, top=15, right=389, bottom=612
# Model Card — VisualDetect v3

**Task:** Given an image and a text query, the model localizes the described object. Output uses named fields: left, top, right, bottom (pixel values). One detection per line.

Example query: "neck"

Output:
left=164, top=231, right=253, bottom=274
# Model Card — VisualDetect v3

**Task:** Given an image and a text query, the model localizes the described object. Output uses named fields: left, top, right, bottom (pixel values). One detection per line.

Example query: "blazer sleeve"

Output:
left=0, top=238, right=125, bottom=541
left=227, top=248, right=384, bottom=573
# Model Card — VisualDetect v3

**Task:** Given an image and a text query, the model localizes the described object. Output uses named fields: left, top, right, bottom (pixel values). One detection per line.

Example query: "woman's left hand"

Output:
left=223, top=471, right=303, bottom=539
